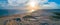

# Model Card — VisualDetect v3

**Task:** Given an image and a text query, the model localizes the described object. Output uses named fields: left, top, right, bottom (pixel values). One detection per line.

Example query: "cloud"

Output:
left=8, top=0, right=28, bottom=6
left=40, top=2, right=58, bottom=9
left=8, top=0, right=48, bottom=6
left=7, top=0, right=58, bottom=9
left=38, top=0, right=48, bottom=3
left=0, top=0, right=59, bottom=9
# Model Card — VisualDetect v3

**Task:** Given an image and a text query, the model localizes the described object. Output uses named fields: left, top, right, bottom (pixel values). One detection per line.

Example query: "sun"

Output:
left=26, top=0, right=39, bottom=13
left=31, top=10, right=35, bottom=12
left=27, top=0, right=38, bottom=7
left=29, top=1, right=36, bottom=7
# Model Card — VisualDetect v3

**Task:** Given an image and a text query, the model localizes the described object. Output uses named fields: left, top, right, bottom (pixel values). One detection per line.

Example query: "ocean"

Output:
left=0, top=9, right=60, bottom=17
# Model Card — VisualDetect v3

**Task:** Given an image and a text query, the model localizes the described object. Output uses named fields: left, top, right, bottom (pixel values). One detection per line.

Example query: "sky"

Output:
left=49, top=0, right=60, bottom=4
left=0, top=0, right=60, bottom=16
left=0, top=0, right=59, bottom=4
left=0, top=0, right=60, bottom=4
left=0, top=0, right=60, bottom=9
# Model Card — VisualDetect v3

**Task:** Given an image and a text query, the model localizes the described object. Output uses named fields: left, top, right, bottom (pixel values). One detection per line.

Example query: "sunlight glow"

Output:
left=29, top=1, right=36, bottom=7
left=31, top=10, right=35, bottom=12
left=26, top=0, right=39, bottom=13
